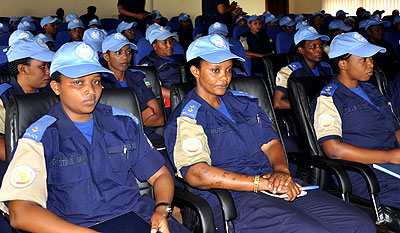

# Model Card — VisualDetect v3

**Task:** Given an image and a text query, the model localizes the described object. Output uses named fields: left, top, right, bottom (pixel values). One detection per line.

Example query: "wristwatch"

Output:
left=154, top=202, right=172, bottom=218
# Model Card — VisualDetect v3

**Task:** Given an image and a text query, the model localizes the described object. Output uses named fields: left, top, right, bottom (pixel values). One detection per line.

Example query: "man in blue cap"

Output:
left=310, top=11, right=327, bottom=35
left=138, top=25, right=185, bottom=111
left=101, top=33, right=165, bottom=146
left=150, top=10, right=165, bottom=26
left=279, top=16, right=295, bottom=32
left=344, top=17, right=355, bottom=30
left=311, top=31, right=400, bottom=212
left=117, top=21, right=137, bottom=44
left=177, top=13, right=193, bottom=51
left=0, top=37, right=54, bottom=161
left=65, top=13, right=78, bottom=23
left=9, top=17, right=20, bottom=31
left=68, top=19, right=85, bottom=42
left=274, top=26, right=331, bottom=110
left=40, top=16, right=58, bottom=40
left=35, top=33, right=56, bottom=51
left=0, top=41, right=189, bottom=232
left=165, top=33, right=375, bottom=233
left=336, top=10, right=348, bottom=21
left=88, top=19, right=102, bottom=29
left=365, top=19, right=399, bottom=65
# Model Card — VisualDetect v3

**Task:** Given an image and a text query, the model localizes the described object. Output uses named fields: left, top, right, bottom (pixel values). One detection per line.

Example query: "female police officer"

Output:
left=164, top=34, right=375, bottom=233
left=0, top=42, right=189, bottom=233
left=311, top=32, right=400, bottom=209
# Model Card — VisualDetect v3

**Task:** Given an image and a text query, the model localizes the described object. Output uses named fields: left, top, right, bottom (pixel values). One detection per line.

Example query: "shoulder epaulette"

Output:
left=320, top=84, right=337, bottom=97
left=180, top=100, right=201, bottom=119
left=111, top=106, right=139, bottom=125
left=320, top=62, right=331, bottom=68
left=229, top=89, right=256, bottom=98
left=128, top=69, right=147, bottom=76
left=23, top=115, right=57, bottom=142
left=288, top=62, right=302, bottom=71
left=0, top=83, right=12, bottom=96
left=143, top=78, right=152, bottom=87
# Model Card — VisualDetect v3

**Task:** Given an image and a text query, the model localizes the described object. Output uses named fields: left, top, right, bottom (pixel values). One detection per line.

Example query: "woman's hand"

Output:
left=263, top=172, right=301, bottom=201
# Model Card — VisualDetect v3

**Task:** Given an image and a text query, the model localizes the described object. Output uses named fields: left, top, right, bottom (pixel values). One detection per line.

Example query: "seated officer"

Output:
left=328, top=20, right=352, bottom=40
left=138, top=25, right=185, bottom=110
left=311, top=32, right=400, bottom=209
left=117, top=21, right=138, bottom=44
left=0, top=41, right=189, bottom=233
left=35, top=33, right=56, bottom=51
left=68, top=18, right=85, bottom=42
left=273, top=26, right=331, bottom=110
left=241, top=15, right=274, bottom=59
left=101, top=33, right=165, bottom=147
left=165, top=34, right=375, bottom=233
left=88, top=19, right=102, bottom=29
left=9, top=17, right=20, bottom=32
left=17, top=21, right=36, bottom=35
left=40, top=16, right=58, bottom=40
left=0, top=37, right=54, bottom=161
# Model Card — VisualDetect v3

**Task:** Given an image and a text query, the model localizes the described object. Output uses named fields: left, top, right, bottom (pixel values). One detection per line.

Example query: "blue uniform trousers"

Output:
left=212, top=188, right=375, bottom=233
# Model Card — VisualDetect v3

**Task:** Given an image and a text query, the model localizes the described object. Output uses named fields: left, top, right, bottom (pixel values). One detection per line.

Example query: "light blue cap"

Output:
left=296, top=20, right=309, bottom=30
left=66, top=13, right=78, bottom=23
left=21, top=16, right=34, bottom=22
left=17, top=21, right=36, bottom=31
left=236, top=17, right=247, bottom=25
left=247, top=15, right=259, bottom=24
left=68, top=18, right=84, bottom=30
left=147, top=25, right=177, bottom=44
left=186, top=34, right=244, bottom=63
left=265, top=14, right=278, bottom=24
left=262, top=11, right=271, bottom=18
left=35, top=33, right=55, bottom=43
left=344, top=17, right=355, bottom=23
left=295, top=15, right=305, bottom=23
left=208, top=22, right=228, bottom=36
left=6, top=38, right=54, bottom=62
left=312, top=11, right=325, bottom=18
left=179, top=13, right=190, bottom=22
left=328, top=32, right=386, bottom=58
left=366, top=19, right=385, bottom=30
left=83, top=28, right=106, bottom=52
left=50, top=42, right=113, bottom=78
left=279, top=16, right=295, bottom=26
left=329, top=20, right=351, bottom=31
left=359, top=19, right=369, bottom=29
left=40, top=16, right=57, bottom=28
left=0, top=23, right=9, bottom=33
left=8, top=30, right=34, bottom=47
left=145, top=23, right=160, bottom=41
left=9, top=17, right=20, bottom=23
left=88, top=19, right=101, bottom=27
left=117, top=21, right=137, bottom=33
left=336, top=10, right=348, bottom=17
left=294, top=26, right=329, bottom=45
left=152, top=10, right=163, bottom=19
left=102, top=33, right=137, bottom=53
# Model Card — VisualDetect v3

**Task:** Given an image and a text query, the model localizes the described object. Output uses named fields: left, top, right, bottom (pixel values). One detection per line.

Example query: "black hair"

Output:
left=8, top=57, right=32, bottom=76
left=185, top=57, right=203, bottom=85
left=331, top=53, right=351, bottom=74
left=50, top=71, right=62, bottom=83
left=295, top=40, right=306, bottom=51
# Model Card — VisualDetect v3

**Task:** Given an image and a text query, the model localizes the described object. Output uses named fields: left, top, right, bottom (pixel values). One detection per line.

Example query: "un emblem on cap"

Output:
left=19, top=32, right=30, bottom=39
left=23, top=21, right=30, bottom=26
left=160, top=27, right=169, bottom=32
left=354, top=33, right=367, bottom=42
left=308, top=27, right=318, bottom=34
left=73, top=19, right=79, bottom=24
left=91, top=31, right=100, bottom=40
left=75, top=43, right=94, bottom=60
left=214, top=22, right=222, bottom=28
left=0, top=23, right=3, bottom=28
left=37, top=38, right=47, bottom=48
left=92, top=19, right=98, bottom=23
left=114, top=33, right=125, bottom=40
left=210, top=35, right=227, bottom=49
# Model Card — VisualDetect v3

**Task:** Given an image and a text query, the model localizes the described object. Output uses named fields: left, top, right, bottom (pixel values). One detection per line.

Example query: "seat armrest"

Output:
left=288, top=152, right=352, bottom=197
left=208, top=189, right=237, bottom=221
left=174, top=186, right=216, bottom=233
left=331, top=159, right=380, bottom=195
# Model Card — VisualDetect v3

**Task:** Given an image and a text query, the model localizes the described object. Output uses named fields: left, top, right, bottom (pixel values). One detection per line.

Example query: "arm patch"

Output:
left=111, top=106, right=139, bottom=125
left=23, top=115, right=57, bottom=142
